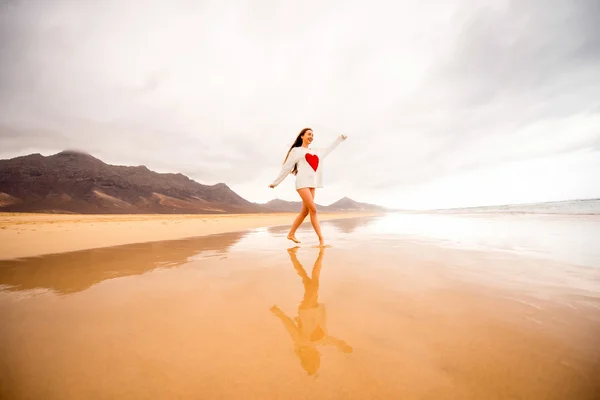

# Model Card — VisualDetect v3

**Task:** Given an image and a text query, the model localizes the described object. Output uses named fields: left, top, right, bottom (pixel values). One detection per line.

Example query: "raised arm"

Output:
left=324, top=336, right=353, bottom=353
left=319, top=134, right=347, bottom=159
left=269, top=148, right=300, bottom=188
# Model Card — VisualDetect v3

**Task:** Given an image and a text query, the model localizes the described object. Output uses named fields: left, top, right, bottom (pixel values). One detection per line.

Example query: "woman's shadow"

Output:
left=270, top=246, right=352, bottom=376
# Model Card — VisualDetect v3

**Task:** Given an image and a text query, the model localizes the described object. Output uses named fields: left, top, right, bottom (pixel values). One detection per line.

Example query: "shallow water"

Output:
left=360, top=213, right=600, bottom=268
left=1, top=214, right=599, bottom=399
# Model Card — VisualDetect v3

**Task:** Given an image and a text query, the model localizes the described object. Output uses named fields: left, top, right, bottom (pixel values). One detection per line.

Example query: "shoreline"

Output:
left=0, top=212, right=383, bottom=260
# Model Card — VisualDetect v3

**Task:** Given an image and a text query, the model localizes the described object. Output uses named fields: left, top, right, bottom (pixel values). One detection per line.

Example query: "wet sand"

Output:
left=1, top=215, right=599, bottom=399
left=0, top=212, right=379, bottom=260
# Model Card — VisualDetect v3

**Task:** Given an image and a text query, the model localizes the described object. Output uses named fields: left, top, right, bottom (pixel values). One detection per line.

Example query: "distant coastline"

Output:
left=423, top=198, right=600, bottom=215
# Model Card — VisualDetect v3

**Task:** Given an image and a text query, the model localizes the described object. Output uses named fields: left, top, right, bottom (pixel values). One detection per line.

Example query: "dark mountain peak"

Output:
left=266, top=198, right=286, bottom=204
left=330, top=197, right=359, bottom=207
left=57, top=149, right=87, bottom=155
left=51, top=150, right=105, bottom=165
left=329, top=197, right=386, bottom=211
left=55, top=149, right=95, bottom=158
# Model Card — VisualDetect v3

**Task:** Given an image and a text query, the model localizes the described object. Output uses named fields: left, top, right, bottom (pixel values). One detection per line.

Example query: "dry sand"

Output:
left=0, top=212, right=381, bottom=259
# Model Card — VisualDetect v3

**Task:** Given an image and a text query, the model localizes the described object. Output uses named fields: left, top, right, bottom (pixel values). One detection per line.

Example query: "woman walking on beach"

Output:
left=269, top=128, right=347, bottom=246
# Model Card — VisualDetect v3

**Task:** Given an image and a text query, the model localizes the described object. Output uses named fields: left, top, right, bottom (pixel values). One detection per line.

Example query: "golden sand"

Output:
left=0, top=212, right=381, bottom=259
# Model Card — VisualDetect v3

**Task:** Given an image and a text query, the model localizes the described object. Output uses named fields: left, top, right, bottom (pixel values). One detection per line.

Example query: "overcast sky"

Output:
left=1, top=0, right=599, bottom=209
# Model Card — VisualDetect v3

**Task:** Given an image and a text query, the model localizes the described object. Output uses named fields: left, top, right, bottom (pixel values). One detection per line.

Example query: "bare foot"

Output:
left=287, top=234, right=301, bottom=243
left=318, top=238, right=325, bottom=247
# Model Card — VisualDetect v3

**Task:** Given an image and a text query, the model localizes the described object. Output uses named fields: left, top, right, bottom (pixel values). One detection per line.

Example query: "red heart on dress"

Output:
left=305, top=153, right=319, bottom=171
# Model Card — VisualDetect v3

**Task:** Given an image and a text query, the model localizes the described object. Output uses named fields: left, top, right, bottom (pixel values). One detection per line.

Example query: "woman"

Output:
left=269, top=128, right=347, bottom=246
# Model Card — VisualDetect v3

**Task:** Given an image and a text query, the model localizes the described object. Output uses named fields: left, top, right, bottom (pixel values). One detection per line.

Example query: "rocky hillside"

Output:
left=0, top=150, right=266, bottom=214
left=264, top=196, right=387, bottom=212
left=327, top=196, right=387, bottom=211
left=264, top=199, right=331, bottom=212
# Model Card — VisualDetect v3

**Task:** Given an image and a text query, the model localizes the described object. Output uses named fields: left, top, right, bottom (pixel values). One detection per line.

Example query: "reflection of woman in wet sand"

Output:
left=270, top=247, right=352, bottom=375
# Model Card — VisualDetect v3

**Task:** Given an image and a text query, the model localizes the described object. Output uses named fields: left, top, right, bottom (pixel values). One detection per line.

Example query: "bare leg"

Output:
left=287, top=203, right=308, bottom=243
left=312, top=247, right=324, bottom=281
left=288, top=247, right=310, bottom=282
left=297, top=188, right=324, bottom=246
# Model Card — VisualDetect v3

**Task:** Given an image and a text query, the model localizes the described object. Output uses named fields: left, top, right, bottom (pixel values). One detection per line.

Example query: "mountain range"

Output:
left=0, top=150, right=388, bottom=214
left=264, top=197, right=385, bottom=213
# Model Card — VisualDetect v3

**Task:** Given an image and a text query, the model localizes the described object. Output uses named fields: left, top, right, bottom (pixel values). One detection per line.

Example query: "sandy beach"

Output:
left=1, top=214, right=599, bottom=399
left=0, top=212, right=380, bottom=260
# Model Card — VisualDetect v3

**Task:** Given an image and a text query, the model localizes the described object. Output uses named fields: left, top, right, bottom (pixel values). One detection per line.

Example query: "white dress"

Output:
left=270, top=135, right=345, bottom=189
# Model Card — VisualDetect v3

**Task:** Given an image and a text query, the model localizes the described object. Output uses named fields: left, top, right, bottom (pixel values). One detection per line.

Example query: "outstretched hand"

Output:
left=268, top=184, right=275, bottom=189
left=341, top=134, right=347, bottom=140
left=270, top=305, right=283, bottom=315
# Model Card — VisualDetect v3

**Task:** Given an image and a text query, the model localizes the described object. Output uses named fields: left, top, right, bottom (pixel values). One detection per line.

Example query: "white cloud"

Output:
left=1, top=0, right=599, bottom=209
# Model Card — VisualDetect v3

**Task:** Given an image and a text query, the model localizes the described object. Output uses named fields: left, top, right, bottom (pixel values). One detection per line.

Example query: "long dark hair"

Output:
left=283, top=127, right=311, bottom=175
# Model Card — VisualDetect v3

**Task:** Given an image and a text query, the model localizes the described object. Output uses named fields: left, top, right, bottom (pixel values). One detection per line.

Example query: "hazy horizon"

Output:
left=1, top=0, right=599, bottom=210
